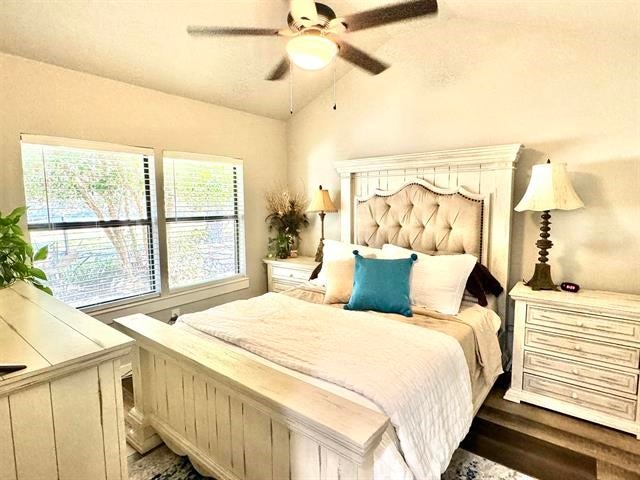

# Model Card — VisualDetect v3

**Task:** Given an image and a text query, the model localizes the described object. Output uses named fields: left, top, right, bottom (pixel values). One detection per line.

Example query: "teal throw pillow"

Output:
left=344, top=250, right=417, bottom=317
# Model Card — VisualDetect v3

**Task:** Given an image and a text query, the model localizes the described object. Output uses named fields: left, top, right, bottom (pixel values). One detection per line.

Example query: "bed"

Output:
left=114, top=143, right=523, bottom=480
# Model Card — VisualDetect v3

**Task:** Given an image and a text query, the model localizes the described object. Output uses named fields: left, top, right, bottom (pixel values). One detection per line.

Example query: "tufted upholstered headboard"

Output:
left=335, top=144, right=523, bottom=337
left=356, top=179, right=487, bottom=261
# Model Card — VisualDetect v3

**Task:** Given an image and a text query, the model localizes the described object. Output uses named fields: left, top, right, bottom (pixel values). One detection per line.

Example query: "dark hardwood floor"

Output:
left=463, top=375, right=640, bottom=480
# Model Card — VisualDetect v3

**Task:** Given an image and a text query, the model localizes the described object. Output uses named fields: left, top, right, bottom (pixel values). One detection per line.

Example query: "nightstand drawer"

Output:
left=271, top=265, right=311, bottom=282
left=525, top=328, right=640, bottom=369
left=523, top=373, right=637, bottom=421
left=524, top=351, right=639, bottom=395
left=271, top=279, right=299, bottom=292
left=528, top=306, right=640, bottom=343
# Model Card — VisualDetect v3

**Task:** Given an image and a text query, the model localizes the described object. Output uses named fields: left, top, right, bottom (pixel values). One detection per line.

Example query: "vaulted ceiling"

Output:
left=0, top=0, right=638, bottom=120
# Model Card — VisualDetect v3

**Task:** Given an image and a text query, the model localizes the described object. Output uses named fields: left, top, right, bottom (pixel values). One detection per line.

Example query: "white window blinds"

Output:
left=163, top=152, right=245, bottom=289
left=20, top=135, right=160, bottom=308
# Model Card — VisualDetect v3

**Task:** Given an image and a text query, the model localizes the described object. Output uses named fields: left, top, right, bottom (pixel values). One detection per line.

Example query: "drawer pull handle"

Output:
left=576, top=321, right=584, bottom=327
left=289, top=273, right=293, bottom=277
left=574, top=345, right=582, bottom=351
left=571, top=392, right=578, bottom=399
left=571, top=368, right=579, bottom=375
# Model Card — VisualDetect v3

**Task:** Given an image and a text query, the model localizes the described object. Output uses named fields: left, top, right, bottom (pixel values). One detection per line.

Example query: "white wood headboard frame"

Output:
left=335, top=144, right=523, bottom=324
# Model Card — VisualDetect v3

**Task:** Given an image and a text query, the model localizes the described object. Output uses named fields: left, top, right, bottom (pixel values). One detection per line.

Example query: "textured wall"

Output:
left=287, top=18, right=640, bottom=295
left=0, top=53, right=287, bottom=320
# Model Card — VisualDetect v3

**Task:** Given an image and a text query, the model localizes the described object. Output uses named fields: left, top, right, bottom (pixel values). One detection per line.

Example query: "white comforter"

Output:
left=178, top=292, right=473, bottom=480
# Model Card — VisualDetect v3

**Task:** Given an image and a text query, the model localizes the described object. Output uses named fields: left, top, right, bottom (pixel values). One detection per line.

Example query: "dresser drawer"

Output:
left=271, top=265, right=311, bottom=282
left=525, top=328, right=640, bottom=369
left=528, top=306, right=640, bottom=343
left=524, top=351, right=639, bottom=395
left=523, top=373, right=637, bottom=421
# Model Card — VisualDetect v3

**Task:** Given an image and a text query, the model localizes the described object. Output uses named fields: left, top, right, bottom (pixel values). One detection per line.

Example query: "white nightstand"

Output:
left=505, top=281, right=640, bottom=438
left=263, top=256, right=319, bottom=292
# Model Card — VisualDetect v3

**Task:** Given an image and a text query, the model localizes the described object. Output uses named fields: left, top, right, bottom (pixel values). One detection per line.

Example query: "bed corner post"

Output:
left=127, top=343, right=162, bottom=454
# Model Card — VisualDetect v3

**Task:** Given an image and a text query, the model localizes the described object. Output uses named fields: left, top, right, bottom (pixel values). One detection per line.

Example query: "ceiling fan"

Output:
left=187, top=0, right=438, bottom=81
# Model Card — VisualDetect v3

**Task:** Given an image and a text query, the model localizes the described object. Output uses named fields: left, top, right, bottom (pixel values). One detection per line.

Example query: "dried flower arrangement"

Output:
left=265, top=185, right=309, bottom=259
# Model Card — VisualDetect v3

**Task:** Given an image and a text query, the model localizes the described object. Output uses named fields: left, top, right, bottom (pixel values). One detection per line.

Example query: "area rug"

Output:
left=128, top=445, right=535, bottom=479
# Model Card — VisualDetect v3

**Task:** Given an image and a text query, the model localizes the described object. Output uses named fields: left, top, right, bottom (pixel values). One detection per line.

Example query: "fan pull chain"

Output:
left=332, top=58, right=337, bottom=111
left=289, top=62, right=294, bottom=116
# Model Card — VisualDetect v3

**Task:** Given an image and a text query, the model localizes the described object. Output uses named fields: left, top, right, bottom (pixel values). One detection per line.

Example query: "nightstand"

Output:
left=505, top=281, right=640, bottom=438
left=263, top=256, right=319, bottom=293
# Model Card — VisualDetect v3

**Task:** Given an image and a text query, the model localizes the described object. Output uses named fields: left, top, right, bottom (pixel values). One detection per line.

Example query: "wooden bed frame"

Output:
left=114, top=144, right=523, bottom=480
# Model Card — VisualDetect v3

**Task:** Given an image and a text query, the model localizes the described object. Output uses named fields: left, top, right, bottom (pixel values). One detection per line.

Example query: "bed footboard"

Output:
left=114, top=314, right=388, bottom=480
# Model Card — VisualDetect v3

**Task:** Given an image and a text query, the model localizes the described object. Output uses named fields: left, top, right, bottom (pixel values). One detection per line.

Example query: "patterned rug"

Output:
left=128, top=445, right=535, bottom=479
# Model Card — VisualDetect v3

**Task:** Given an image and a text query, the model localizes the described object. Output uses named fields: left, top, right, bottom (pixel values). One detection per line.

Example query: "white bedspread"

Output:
left=178, top=292, right=473, bottom=480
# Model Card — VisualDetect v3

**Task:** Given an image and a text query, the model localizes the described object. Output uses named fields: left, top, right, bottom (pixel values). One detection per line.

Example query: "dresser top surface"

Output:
left=263, top=256, right=319, bottom=267
left=0, top=281, right=133, bottom=384
left=510, top=281, right=640, bottom=317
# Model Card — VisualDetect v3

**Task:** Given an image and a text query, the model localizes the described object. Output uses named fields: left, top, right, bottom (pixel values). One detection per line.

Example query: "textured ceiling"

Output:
left=0, top=0, right=638, bottom=120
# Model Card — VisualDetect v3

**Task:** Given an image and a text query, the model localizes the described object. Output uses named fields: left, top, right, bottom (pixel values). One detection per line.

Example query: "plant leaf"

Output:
left=33, top=283, right=53, bottom=295
left=28, top=267, right=47, bottom=280
left=34, top=245, right=48, bottom=261
left=7, top=206, right=26, bottom=220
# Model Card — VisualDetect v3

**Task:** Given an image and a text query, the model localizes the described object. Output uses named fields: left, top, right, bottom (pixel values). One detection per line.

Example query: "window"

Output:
left=163, top=152, right=245, bottom=289
left=21, top=136, right=159, bottom=308
left=20, top=136, right=247, bottom=311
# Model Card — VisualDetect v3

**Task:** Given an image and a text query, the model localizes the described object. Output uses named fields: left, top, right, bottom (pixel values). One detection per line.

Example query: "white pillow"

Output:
left=316, top=239, right=382, bottom=286
left=382, top=244, right=477, bottom=315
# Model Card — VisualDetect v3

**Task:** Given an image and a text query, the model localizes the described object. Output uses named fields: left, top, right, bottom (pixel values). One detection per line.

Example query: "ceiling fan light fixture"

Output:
left=286, top=34, right=338, bottom=71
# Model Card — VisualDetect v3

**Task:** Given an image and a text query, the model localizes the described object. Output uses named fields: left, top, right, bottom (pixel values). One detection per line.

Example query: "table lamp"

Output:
left=307, top=185, right=338, bottom=262
left=515, top=160, right=584, bottom=290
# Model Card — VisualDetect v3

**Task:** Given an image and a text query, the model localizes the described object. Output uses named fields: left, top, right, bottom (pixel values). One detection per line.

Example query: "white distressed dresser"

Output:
left=263, top=256, right=319, bottom=292
left=505, top=281, right=640, bottom=438
left=0, top=281, right=133, bottom=479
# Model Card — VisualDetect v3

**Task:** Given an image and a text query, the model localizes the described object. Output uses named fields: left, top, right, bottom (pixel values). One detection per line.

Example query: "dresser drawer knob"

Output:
left=571, top=368, right=579, bottom=375
left=574, top=345, right=582, bottom=351
left=571, top=392, right=578, bottom=399
left=289, top=273, right=294, bottom=277
left=576, top=321, right=584, bottom=327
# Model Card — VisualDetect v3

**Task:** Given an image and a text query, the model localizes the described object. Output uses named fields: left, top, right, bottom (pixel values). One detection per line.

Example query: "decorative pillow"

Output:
left=316, top=239, right=382, bottom=286
left=381, top=244, right=477, bottom=315
left=344, top=251, right=417, bottom=317
left=322, top=259, right=356, bottom=304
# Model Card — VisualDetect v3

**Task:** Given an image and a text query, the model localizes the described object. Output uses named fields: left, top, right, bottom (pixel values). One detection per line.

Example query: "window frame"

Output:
left=162, top=150, right=247, bottom=293
left=19, top=135, right=249, bottom=317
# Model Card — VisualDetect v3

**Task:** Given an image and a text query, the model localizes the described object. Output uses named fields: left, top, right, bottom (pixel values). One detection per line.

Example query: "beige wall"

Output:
left=288, top=18, right=640, bottom=295
left=0, top=53, right=287, bottom=321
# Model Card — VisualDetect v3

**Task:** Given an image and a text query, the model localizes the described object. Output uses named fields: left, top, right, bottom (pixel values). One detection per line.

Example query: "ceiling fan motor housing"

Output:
left=287, top=2, right=337, bottom=32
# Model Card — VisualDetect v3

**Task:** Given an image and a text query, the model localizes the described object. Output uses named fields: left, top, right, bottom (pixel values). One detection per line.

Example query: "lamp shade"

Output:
left=307, top=185, right=337, bottom=212
left=286, top=34, right=338, bottom=71
left=515, top=162, right=584, bottom=212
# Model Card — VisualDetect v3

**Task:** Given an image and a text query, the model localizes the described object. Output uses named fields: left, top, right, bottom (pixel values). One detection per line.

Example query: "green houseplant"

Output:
left=265, top=187, right=309, bottom=259
left=0, top=207, right=52, bottom=294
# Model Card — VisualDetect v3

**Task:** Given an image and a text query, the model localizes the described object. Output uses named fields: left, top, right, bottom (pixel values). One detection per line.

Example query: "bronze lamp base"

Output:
left=526, top=210, right=559, bottom=291
left=526, top=263, right=558, bottom=291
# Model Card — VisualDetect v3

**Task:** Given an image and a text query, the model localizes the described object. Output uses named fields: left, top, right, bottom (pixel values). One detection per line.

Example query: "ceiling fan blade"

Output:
left=341, top=0, right=437, bottom=32
left=333, top=38, right=389, bottom=75
left=290, top=0, right=319, bottom=25
left=187, top=26, right=280, bottom=36
left=266, top=57, right=291, bottom=81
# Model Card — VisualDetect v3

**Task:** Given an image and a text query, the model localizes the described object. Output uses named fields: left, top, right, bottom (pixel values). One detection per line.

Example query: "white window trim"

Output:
left=20, top=135, right=250, bottom=316
left=162, top=150, right=247, bottom=293
left=90, top=275, right=249, bottom=323
left=20, top=134, right=154, bottom=156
